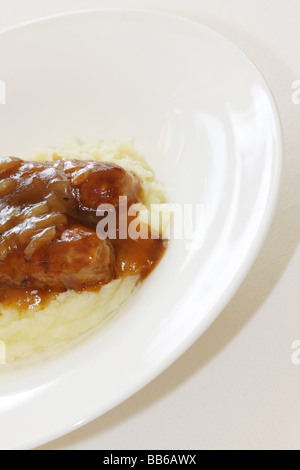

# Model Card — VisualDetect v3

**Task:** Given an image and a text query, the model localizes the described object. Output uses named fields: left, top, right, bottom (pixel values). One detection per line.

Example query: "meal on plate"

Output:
left=0, top=141, right=170, bottom=362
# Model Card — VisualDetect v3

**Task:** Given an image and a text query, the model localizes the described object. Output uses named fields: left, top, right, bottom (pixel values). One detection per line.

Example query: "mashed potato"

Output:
left=0, top=141, right=168, bottom=363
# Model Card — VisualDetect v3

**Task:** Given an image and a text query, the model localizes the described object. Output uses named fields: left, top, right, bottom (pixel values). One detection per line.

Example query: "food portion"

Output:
left=0, top=158, right=141, bottom=294
left=0, top=141, right=170, bottom=362
left=0, top=225, right=115, bottom=292
left=0, top=156, right=166, bottom=301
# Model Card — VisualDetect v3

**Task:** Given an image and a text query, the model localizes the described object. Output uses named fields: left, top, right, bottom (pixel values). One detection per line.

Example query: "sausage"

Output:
left=60, top=159, right=142, bottom=223
left=0, top=157, right=142, bottom=220
left=0, top=156, right=142, bottom=291
left=0, top=226, right=115, bottom=291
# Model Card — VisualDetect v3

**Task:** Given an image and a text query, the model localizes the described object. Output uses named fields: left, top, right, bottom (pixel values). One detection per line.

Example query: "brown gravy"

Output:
left=0, top=157, right=167, bottom=312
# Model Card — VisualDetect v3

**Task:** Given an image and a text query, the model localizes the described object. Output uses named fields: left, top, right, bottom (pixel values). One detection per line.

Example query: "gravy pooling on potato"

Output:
left=0, top=157, right=167, bottom=310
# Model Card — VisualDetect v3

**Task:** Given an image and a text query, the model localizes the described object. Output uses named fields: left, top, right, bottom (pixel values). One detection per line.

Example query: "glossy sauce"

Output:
left=0, top=157, right=167, bottom=312
left=0, top=285, right=56, bottom=311
left=112, top=236, right=168, bottom=279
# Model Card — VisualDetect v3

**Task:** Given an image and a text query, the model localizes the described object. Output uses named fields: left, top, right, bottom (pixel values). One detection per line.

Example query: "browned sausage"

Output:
left=0, top=225, right=115, bottom=291
left=0, top=157, right=142, bottom=291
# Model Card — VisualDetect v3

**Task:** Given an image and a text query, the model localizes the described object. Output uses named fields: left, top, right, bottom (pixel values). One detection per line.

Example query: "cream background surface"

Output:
left=0, top=0, right=299, bottom=450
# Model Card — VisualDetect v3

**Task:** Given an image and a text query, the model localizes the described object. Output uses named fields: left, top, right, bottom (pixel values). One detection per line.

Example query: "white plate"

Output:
left=0, top=9, right=282, bottom=449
